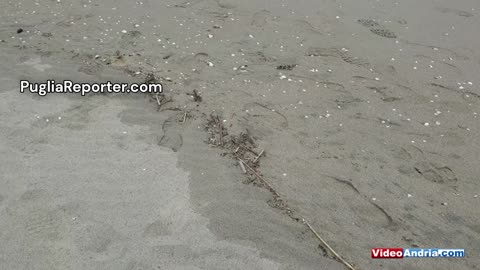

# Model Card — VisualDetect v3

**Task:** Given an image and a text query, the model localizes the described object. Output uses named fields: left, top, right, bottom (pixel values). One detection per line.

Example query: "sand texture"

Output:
left=1, top=0, right=479, bottom=269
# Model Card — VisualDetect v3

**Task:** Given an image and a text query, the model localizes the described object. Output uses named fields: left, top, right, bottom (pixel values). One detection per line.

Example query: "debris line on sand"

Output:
left=204, top=113, right=358, bottom=270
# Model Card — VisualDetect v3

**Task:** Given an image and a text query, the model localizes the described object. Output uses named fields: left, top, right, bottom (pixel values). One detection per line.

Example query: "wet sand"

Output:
left=1, top=0, right=479, bottom=269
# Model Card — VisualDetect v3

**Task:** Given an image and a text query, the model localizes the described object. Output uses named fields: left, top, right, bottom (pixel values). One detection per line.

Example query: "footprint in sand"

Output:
left=75, top=223, right=117, bottom=253
left=143, top=219, right=174, bottom=238
left=357, top=19, right=397, bottom=39
left=0, top=189, right=79, bottom=269
left=158, top=115, right=183, bottom=152
left=8, top=189, right=68, bottom=241
left=21, top=57, right=52, bottom=72
left=46, top=101, right=99, bottom=131
left=119, top=30, right=143, bottom=48
left=55, top=14, right=83, bottom=28
left=391, top=145, right=458, bottom=187
left=125, top=260, right=151, bottom=270
left=78, top=61, right=104, bottom=76
left=321, top=176, right=397, bottom=230
left=305, top=47, right=370, bottom=67
left=413, top=162, right=458, bottom=185
left=251, top=10, right=271, bottom=28
left=436, top=7, right=474, bottom=18
left=357, top=19, right=381, bottom=28
left=176, top=52, right=210, bottom=73
left=369, top=28, right=397, bottom=39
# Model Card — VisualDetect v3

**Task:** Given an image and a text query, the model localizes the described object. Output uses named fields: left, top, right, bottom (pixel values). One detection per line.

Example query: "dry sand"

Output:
left=1, top=0, right=479, bottom=269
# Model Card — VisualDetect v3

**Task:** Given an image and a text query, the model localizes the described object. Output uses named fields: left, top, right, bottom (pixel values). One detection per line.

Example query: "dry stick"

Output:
left=253, top=149, right=264, bottom=163
left=238, top=158, right=279, bottom=196
left=304, top=220, right=357, bottom=270
left=238, top=160, right=247, bottom=174
left=182, top=112, right=187, bottom=123
left=238, top=144, right=260, bottom=156
left=218, top=122, right=224, bottom=146
left=155, top=93, right=161, bottom=106
left=238, top=158, right=357, bottom=270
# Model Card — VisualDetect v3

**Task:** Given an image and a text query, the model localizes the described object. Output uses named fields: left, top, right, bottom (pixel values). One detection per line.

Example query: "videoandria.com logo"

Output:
left=20, top=80, right=163, bottom=96
left=371, top=248, right=465, bottom=259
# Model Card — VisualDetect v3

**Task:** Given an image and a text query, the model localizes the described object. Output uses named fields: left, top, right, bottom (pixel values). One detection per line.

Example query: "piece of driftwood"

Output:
left=304, top=220, right=357, bottom=270
left=153, top=93, right=172, bottom=110
left=238, top=160, right=247, bottom=174
left=253, top=149, right=264, bottom=163
left=181, top=111, right=187, bottom=123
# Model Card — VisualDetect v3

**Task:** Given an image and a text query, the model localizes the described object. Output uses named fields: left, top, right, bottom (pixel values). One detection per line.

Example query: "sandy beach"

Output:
left=1, top=0, right=479, bottom=269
